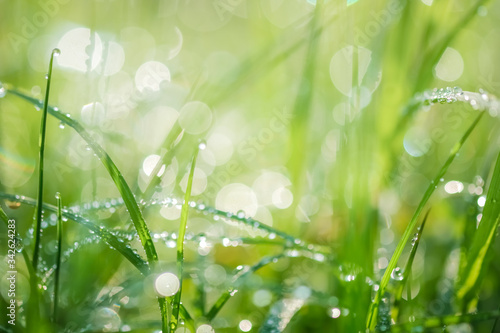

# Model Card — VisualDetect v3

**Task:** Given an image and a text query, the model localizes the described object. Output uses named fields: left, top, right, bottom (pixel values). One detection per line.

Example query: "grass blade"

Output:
left=0, top=205, right=41, bottom=331
left=392, top=210, right=429, bottom=322
left=392, top=310, right=500, bottom=332
left=367, top=112, right=485, bottom=330
left=206, top=254, right=284, bottom=320
left=33, top=48, right=60, bottom=271
left=456, top=152, right=500, bottom=311
left=6, top=88, right=159, bottom=266
left=171, top=144, right=200, bottom=331
left=53, top=192, right=63, bottom=323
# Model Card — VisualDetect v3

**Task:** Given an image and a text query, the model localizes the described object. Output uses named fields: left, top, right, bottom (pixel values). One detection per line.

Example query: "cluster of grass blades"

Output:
left=2, top=73, right=500, bottom=331
left=2, top=1, right=500, bottom=332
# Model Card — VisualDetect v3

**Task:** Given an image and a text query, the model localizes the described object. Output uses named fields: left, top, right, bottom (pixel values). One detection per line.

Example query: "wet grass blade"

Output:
left=33, top=48, right=59, bottom=271
left=392, top=210, right=429, bottom=322
left=287, top=1, right=321, bottom=192
left=171, top=145, right=200, bottom=331
left=391, top=310, right=500, bottom=332
left=6, top=88, right=159, bottom=266
left=53, top=192, right=63, bottom=323
left=0, top=206, right=41, bottom=330
left=456, top=152, right=500, bottom=311
left=367, top=112, right=484, bottom=330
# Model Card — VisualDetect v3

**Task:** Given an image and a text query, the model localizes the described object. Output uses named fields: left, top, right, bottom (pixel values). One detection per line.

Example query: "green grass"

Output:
left=1, top=1, right=500, bottom=332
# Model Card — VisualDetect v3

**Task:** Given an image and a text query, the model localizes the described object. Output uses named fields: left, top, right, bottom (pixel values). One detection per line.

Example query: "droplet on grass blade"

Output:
left=391, top=267, right=404, bottom=281
left=5, top=200, right=21, bottom=209
left=0, top=82, right=5, bottom=98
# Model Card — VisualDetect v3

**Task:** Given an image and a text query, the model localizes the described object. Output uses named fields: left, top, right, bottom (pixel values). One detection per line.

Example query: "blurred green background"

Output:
left=1, top=0, right=500, bottom=332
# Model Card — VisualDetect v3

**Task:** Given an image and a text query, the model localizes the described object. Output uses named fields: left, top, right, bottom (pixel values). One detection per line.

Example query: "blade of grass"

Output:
left=33, top=48, right=60, bottom=271
left=367, top=111, right=485, bottom=330
left=392, top=210, right=429, bottom=322
left=52, top=192, right=63, bottom=323
left=170, top=144, right=200, bottom=331
left=5, top=87, right=170, bottom=329
left=6, top=88, right=159, bottom=266
left=456, top=151, right=500, bottom=311
left=0, top=192, right=149, bottom=275
left=287, top=0, right=321, bottom=194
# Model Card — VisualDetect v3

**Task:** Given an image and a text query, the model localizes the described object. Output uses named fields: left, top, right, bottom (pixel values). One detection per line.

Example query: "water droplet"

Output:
left=55, top=192, right=61, bottom=200
left=236, top=210, right=246, bottom=219
left=52, top=48, right=61, bottom=57
left=391, top=267, right=404, bottom=281
left=198, top=139, right=207, bottom=150
left=45, top=74, right=49, bottom=80
left=59, top=122, right=65, bottom=129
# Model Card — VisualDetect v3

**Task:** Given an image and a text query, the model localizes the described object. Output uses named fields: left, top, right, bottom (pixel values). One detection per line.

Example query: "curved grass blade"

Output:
left=53, top=192, right=63, bottom=323
left=171, top=145, right=200, bottom=331
left=1, top=193, right=195, bottom=331
left=77, top=196, right=332, bottom=257
left=33, top=48, right=60, bottom=271
left=392, top=210, right=429, bottom=322
left=4, top=87, right=171, bottom=326
left=391, top=310, right=500, bottom=333
left=456, top=152, right=500, bottom=311
left=367, top=112, right=485, bottom=330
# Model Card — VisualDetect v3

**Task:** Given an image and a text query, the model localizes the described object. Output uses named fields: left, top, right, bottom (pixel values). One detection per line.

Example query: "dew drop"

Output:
left=236, top=210, right=246, bottom=219
left=59, top=122, right=65, bottom=129
left=52, top=48, right=61, bottom=57
left=198, top=140, right=207, bottom=150
left=55, top=192, right=61, bottom=200
left=45, top=74, right=49, bottom=80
